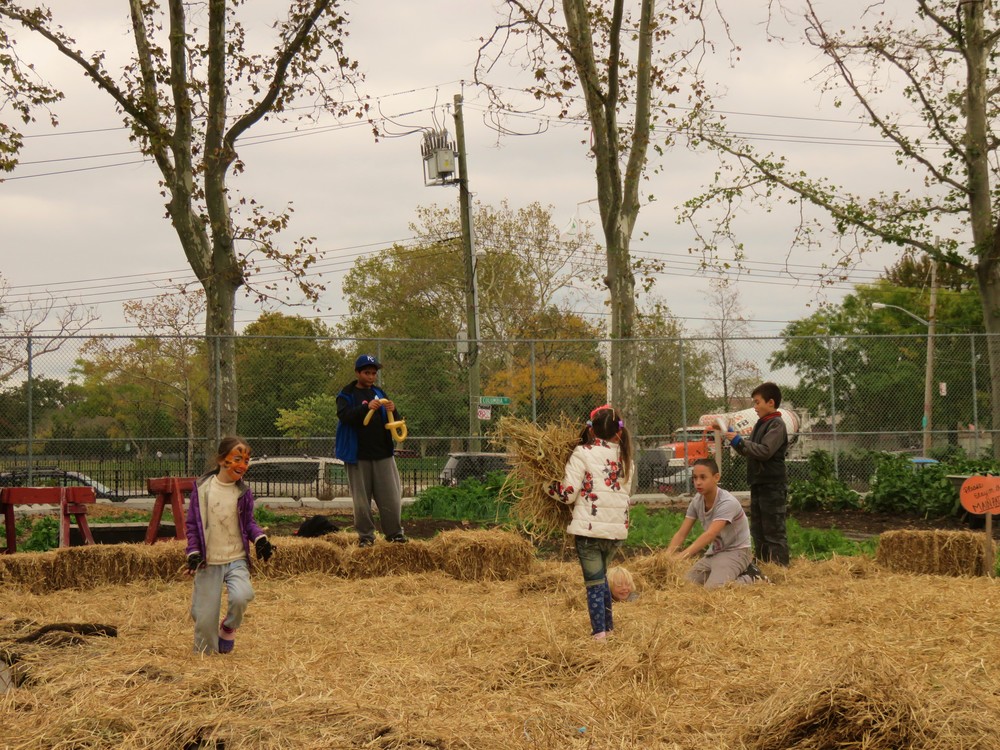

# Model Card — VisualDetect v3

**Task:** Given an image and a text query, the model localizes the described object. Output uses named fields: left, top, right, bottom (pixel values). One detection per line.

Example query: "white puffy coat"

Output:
left=552, top=439, right=631, bottom=540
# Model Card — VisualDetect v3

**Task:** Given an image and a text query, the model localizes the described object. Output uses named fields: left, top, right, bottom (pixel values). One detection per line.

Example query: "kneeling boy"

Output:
left=667, top=458, right=755, bottom=589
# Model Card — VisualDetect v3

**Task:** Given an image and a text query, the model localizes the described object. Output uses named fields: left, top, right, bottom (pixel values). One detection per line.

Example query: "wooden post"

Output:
left=145, top=477, right=196, bottom=544
left=986, top=512, right=994, bottom=578
left=60, top=488, right=96, bottom=549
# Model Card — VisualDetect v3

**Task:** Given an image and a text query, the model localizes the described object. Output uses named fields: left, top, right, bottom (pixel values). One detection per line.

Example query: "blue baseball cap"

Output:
left=354, top=354, right=382, bottom=371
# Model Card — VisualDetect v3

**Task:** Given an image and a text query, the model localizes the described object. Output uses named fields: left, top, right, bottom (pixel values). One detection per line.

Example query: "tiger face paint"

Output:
left=218, top=444, right=251, bottom=483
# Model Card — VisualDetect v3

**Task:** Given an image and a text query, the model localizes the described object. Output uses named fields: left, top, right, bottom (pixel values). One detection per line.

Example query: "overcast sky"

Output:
left=1, top=1, right=917, bottom=339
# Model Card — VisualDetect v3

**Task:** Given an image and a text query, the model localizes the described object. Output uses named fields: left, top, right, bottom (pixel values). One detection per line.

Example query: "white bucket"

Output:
left=699, top=408, right=799, bottom=437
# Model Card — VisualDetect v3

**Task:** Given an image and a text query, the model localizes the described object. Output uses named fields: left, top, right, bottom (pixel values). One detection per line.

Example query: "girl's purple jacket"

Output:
left=185, top=472, right=266, bottom=562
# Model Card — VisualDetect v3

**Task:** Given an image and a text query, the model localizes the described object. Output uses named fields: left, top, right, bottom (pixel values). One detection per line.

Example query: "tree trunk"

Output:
left=607, top=215, right=638, bottom=431
left=963, top=0, right=1000, bottom=458
left=204, top=277, right=239, bottom=460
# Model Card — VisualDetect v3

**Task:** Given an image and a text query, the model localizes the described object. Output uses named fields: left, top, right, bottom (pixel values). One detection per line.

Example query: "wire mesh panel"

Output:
left=0, top=331, right=992, bottom=494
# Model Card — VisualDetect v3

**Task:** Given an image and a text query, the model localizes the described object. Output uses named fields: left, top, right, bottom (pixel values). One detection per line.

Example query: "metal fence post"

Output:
left=827, top=334, right=839, bottom=478
left=972, top=334, right=980, bottom=456
left=530, top=340, right=537, bottom=424
left=27, top=335, right=34, bottom=483
left=679, top=336, right=688, bottom=436
left=214, top=335, right=222, bottom=445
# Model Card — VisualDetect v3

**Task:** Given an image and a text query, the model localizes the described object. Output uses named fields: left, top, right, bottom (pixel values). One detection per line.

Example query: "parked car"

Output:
left=439, top=452, right=512, bottom=486
left=0, top=467, right=129, bottom=502
left=634, top=446, right=674, bottom=492
left=246, top=456, right=346, bottom=500
left=653, top=466, right=695, bottom=496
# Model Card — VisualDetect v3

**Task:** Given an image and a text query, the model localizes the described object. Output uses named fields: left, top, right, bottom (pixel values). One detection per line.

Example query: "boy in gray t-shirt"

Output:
left=667, top=458, right=754, bottom=589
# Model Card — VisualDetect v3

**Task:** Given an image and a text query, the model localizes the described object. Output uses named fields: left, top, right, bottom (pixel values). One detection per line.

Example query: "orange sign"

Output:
left=960, top=476, right=1000, bottom=515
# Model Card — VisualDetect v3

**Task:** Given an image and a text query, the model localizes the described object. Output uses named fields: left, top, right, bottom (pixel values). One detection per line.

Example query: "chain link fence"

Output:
left=0, top=331, right=990, bottom=498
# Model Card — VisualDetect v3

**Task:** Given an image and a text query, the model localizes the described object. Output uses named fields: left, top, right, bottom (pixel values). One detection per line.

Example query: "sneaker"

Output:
left=218, top=623, right=235, bottom=653
left=741, top=562, right=769, bottom=583
left=386, top=534, right=408, bottom=544
left=358, top=537, right=375, bottom=548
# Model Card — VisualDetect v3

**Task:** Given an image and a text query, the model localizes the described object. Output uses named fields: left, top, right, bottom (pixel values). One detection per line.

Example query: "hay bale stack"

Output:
left=494, top=415, right=580, bottom=537
left=876, top=529, right=991, bottom=577
left=340, top=539, right=441, bottom=579
left=257, top=536, right=346, bottom=578
left=430, top=529, right=536, bottom=581
left=0, top=542, right=187, bottom=592
left=734, top=651, right=932, bottom=749
left=0, top=531, right=537, bottom=591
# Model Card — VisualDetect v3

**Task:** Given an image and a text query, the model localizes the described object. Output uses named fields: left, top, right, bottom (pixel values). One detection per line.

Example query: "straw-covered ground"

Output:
left=2, top=531, right=1000, bottom=750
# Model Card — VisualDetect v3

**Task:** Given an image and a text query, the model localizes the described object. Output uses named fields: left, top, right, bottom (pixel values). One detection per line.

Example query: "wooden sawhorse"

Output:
left=1, top=486, right=97, bottom=553
left=145, top=477, right=197, bottom=544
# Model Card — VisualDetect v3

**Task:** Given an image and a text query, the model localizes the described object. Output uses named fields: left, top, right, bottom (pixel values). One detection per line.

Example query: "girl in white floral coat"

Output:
left=550, top=404, right=634, bottom=640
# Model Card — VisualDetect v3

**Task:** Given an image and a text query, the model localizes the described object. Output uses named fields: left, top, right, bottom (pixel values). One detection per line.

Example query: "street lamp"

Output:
left=872, top=302, right=935, bottom=456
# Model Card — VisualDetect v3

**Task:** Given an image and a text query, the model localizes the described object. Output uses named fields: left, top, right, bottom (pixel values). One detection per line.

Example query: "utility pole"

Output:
left=923, top=259, right=938, bottom=456
left=454, top=94, right=481, bottom=450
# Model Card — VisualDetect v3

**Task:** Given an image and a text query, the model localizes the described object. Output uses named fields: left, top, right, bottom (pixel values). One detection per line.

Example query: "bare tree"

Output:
left=702, top=280, right=759, bottom=408
left=687, top=0, right=1000, bottom=455
left=0, top=273, right=96, bottom=382
left=0, top=1, right=365, bottom=448
left=82, top=288, right=207, bottom=466
left=476, top=0, right=716, bottom=428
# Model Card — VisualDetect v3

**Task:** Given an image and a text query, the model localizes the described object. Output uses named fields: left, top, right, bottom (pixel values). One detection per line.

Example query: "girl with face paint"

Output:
left=184, top=436, right=275, bottom=654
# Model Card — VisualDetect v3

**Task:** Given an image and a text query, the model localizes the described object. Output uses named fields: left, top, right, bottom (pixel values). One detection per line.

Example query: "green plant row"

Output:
left=789, top=449, right=1000, bottom=519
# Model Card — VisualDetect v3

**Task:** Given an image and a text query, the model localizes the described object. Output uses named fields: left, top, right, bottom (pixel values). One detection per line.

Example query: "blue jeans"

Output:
left=575, top=536, right=621, bottom=584
left=575, top=536, right=621, bottom=635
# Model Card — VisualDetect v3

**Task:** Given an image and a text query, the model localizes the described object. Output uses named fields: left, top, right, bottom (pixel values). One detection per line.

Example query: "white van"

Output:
left=247, top=456, right=346, bottom=500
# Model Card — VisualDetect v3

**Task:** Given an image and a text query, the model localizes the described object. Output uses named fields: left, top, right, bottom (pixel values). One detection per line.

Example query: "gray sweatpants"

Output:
left=346, top=457, right=403, bottom=541
left=190, top=559, right=254, bottom=654
left=686, top=547, right=753, bottom=590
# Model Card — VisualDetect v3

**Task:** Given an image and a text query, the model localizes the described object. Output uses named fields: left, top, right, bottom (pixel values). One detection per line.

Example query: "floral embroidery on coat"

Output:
left=603, top=459, right=622, bottom=491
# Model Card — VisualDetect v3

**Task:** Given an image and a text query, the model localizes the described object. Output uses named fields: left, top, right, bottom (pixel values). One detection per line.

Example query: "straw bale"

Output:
left=494, top=415, right=579, bottom=538
left=0, top=541, right=187, bottom=593
left=339, top=538, right=441, bottom=578
left=876, top=529, right=991, bottom=576
left=430, top=528, right=536, bottom=580
left=254, top=536, right=345, bottom=578
left=320, top=530, right=356, bottom=548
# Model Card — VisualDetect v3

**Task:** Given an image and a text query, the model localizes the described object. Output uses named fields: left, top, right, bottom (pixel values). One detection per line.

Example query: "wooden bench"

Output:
left=1, top=486, right=97, bottom=554
left=145, top=477, right=197, bottom=544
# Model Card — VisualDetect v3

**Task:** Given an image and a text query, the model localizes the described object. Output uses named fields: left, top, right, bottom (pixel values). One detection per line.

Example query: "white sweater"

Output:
left=553, top=439, right=631, bottom=540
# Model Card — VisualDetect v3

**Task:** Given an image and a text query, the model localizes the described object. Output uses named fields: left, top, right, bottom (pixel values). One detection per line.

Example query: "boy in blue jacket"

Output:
left=335, top=354, right=406, bottom=546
